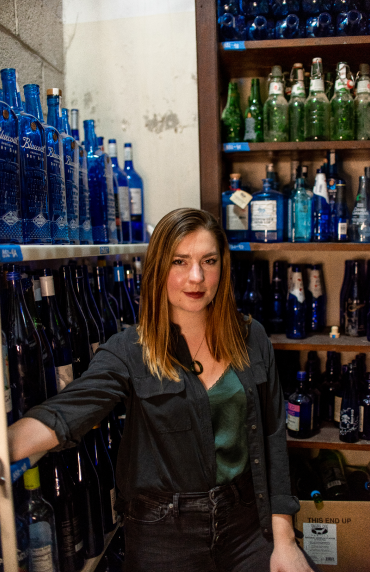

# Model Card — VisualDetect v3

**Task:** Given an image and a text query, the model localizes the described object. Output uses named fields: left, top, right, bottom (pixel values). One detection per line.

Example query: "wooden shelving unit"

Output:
left=271, top=334, right=370, bottom=353
left=287, top=423, right=370, bottom=451
left=229, top=242, right=370, bottom=251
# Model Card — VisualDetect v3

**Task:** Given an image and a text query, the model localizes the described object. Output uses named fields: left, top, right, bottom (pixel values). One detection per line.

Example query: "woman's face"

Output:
left=167, top=228, right=221, bottom=321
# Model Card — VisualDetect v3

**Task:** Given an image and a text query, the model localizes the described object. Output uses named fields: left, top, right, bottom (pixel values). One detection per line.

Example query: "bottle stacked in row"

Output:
left=222, top=59, right=370, bottom=143
left=1, top=257, right=140, bottom=425
left=218, top=0, right=370, bottom=41
left=0, top=67, right=145, bottom=246
left=340, top=258, right=370, bottom=339
left=223, top=156, right=370, bottom=244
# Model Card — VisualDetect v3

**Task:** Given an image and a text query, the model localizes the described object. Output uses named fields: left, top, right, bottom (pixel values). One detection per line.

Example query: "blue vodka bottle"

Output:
left=24, top=84, right=69, bottom=245
left=0, top=84, right=22, bottom=243
left=70, top=108, right=80, bottom=141
left=306, top=12, right=335, bottom=36
left=275, top=14, right=305, bottom=38
left=240, top=0, right=269, bottom=16
left=302, top=0, right=332, bottom=13
left=78, top=144, right=93, bottom=245
left=124, top=143, right=145, bottom=243
left=61, top=107, right=80, bottom=244
left=286, top=264, right=307, bottom=339
left=249, top=179, right=284, bottom=242
left=84, top=120, right=117, bottom=244
left=307, top=264, right=326, bottom=331
left=312, top=168, right=330, bottom=241
left=1, top=68, right=51, bottom=244
left=246, top=16, right=275, bottom=40
left=337, top=10, right=367, bottom=35
left=0, top=89, right=3, bottom=101
left=108, top=139, right=132, bottom=243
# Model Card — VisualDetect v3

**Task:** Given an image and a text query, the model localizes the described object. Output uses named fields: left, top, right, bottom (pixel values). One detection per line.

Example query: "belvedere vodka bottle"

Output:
left=249, top=179, right=284, bottom=242
left=312, top=168, right=330, bottom=241
left=244, top=79, right=263, bottom=142
left=108, top=138, right=131, bottom=242
left=25, top=84, right=69, bottom=244
left=0, top=87, right=22, bottom=243
left=349, top=176, right=370, bottom=242
left=355, top=64, right=370, bottom=141
left=1, top=68, right=51, bottom=244
left=61, top=107, right=80, bottom=244
left=330, top=62, right=354, bottom=141
left=289, top=64, right=306, bottom=142
left=84, top=120, right=117, bottom=244
left=305, top=58, right=330, bottom=141
left=286, top=264, right=306, bottom=339
left=221, top=82, right=244, bottom=143
left=78, top=143, right=93, bottom=244
left=263, top=66, right=289, bottom=142
left=124, top=143, right=145, bottom=243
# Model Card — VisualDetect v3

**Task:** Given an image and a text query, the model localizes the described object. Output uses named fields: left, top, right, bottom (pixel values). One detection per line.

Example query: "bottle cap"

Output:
left=313, top=57, right=322, bottom=64
left=230, top=173, right=241, bottom=179
left=293, top=63, right=303, bottom=68
left=24, top=466, right=41, bottom=490
left=360, top=63, right=370, bottom=75
left=47, top=88, right=62, bottom=96
left=271, top=65, right=282, bottom=77
left=330, top=326, right=340, bottom=339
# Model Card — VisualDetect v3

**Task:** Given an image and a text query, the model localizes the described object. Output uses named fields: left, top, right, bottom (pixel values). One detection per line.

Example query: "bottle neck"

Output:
left=61, top=111, right=72, bottom=135
left=124, top=145, right=133, bottom=167
left=27, top=487, right=43, bottom=501
left=226, top=86, right=239, bottom=108
left=47, top=96, right=62, bottom=130
left=84, top=122, right=98, bottom=153
left=24, top=89, right=44, bottom=123
left=250, top=81, right=261, bottom=104
left=357, top=178, right=368, bottom=199
left=1, top=71, right=23, bottom=112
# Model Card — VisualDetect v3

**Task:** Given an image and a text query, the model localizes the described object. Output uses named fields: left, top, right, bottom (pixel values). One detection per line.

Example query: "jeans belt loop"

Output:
left=172, top=492, right=180, bottom=518
left=231, top=483, right=239, bottom=504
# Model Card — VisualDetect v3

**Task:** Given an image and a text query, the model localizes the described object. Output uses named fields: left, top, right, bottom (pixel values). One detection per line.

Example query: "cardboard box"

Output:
left=294, top=501, right=370, bottom=572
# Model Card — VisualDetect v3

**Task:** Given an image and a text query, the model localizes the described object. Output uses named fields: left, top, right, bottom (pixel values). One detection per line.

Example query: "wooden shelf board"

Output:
left=230, top=242, right=370, bottom=252
left=271, top=334, right=370, bottom=352
left=287, top=423, right=370, bottom=450
left=0, top=243, right=148, bottom=263
left=223, top=141, right=370, bottom=156
left=82, top=525, right=120, bottom=572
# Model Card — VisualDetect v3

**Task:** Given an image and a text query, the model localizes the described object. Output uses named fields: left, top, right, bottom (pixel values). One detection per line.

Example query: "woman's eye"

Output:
left=172, top=259, right=184, bottom=265
left=205, top=258, right=217, bottom=265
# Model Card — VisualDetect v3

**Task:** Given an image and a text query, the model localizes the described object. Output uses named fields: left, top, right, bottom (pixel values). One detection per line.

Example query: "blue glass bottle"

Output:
left=307, top=264, right=326, bottom=331
left=337, top=10, right=367, bottom=35
left=306, top=12, right=335, bottom=36
left=332, top=180, right=349, bottom=241
left=84, top=120, right=117, bottom=245
left=249, top=179, right=284, bottom=242
left=108, top=138, right=132, bottom=243
left=219, top=13, right=239, bottom=40
left=333, top=0, right=362, bottom=11
left=222, top=173, right=249, bottom=243
left=291, top=176, right=312, bottom=242
left=61, top=107, right=80, bottom=244
left=0, top=87, right=22, bottom=243
left=287, top=371, right=314, bottom=439
left=124, top=143, right=145, bottom=243
left=1, top=68, right=51, bottom=244
left=97, top=136, right=104, bottom=151
left=276, top=14, right=305, bottom=38
left=312, top=169, right=330, bottom=241
left=246, top=15, right=275, bottom=39
left=24, top=84, right=69, bottom=245
left=77, top=143, right=93, bottom=245
left=242, top=263, right=264, bottom=323
left=0, top=88, right=3, bottom=101
left=240, top=0, right=269, bottom=15
left=302, top=0, right=332, bottom=13
left=269, top=0, right=300, bottom=15
left=269, top=260, right=286, bottom=333
left=286, top=264, right=307, bottom=339
left=70, top=108, right=80, bottom=141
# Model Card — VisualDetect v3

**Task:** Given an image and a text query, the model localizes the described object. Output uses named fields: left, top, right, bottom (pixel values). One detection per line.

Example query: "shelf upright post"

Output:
left=0, top=313, right=18, bottom=571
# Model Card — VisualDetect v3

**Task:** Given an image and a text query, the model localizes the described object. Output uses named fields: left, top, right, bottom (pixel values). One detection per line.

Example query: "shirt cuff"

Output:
left=270, top=494, right=300, bottom=515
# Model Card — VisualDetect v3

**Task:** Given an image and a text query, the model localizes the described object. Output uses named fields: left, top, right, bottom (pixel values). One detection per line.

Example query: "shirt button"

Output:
left=248, top=388, right=253, bottom=394
left=251, top=424, right=257, bottom=430
left=169, top=503, right=173, bottom=509
left=258, top=493, right=263, bottom=499
left=264, top=528, right=269, bottom=534
left=254, top=459, right=259, bottom=465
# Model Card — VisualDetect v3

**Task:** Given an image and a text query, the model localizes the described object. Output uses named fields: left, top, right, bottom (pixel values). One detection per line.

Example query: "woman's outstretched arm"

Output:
left=8, top=417, right=59, bottom=462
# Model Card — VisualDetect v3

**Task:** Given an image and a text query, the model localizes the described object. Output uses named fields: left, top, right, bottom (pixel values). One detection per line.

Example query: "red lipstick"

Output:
left=184, top=292, right=205, bottom=299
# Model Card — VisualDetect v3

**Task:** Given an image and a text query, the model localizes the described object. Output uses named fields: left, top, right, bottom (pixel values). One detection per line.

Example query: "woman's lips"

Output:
left=184, top=292, right=205, bottom=299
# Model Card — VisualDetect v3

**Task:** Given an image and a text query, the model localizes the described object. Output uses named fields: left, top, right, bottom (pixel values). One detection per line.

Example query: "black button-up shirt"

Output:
left=25, top=319, right=300, bottom=536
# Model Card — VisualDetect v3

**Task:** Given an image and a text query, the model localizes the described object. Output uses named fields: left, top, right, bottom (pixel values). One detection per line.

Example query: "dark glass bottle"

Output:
left=242, top=263, right=264, bottom=324
left=349, top=176, right=370, bottom=242
left=59, top=265, right=91, bottom=378
left=315, top=450, right=349, bottom=500
left=307, top=264, right=326, bottom=332
left=125, top=266, right=139, bottom=319
left=355, top=352, right=367, bottom=398
left=94, top=267, right=118, bottom=341
left=101, top=410, right=122, bottom=471
left=286, top=264, right=306, bottom=339
left=22, top=276, right=57, bottom=398
left=132, top=256, right=142, bottom=297
left=347, top=468, right=370, bottom=500
left=82, top=265, right=105, bottom=345
left=340, top=260, right=354, bottom=333
left=345, top=260, right=366, bottom=336
left=113, top=261, right=136, bottom=330
left=289, top=454, right=322, bottom=501
left=269, top=260, right=286, bottom=333
left=287, top=371, right=314, bottom=439
left=6, top=270, right=46, bottom=421
left=306, top=351, right=321, bottom=431
left=321, top=351, right=341, bottom=422
left=334, top=364, right=346, bottom=428
left=340, top=362, right=359, bottom=443
left=40, top=269, right=73, bottom=392
left=360, top=373, right=370, bottom=439
left=72, top=266, right=100, bottom=355
left=86, top=424, right=117, bottom=534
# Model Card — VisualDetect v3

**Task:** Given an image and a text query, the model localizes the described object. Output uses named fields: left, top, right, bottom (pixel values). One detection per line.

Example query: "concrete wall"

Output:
left=0, top=0, right=64, bottom=111
left=63, top=0, right=200, bottom=229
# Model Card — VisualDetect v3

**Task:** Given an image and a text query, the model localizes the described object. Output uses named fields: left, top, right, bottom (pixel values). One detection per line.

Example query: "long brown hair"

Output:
left=138, top=208, right=250, bottom=381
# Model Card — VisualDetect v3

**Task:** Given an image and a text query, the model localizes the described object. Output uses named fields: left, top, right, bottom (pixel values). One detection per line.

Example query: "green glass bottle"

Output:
left=289, top=63, right=306, bottom=142
left=263, top=65, right=289, bottom=143
left=330, top=62, right=354, bottom=141
left=244, top=78, right=263, bottom=142
left=305, top=57, right=330, bottom=141
left=221, top=82, right=244, bottom=143
left=325, top=71, right=334, bottom=101
left=355, top=63, right=370, bottom=141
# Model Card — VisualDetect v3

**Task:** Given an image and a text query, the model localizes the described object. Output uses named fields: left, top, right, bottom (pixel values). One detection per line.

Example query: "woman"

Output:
left=9, top=208, right=319, bottom=572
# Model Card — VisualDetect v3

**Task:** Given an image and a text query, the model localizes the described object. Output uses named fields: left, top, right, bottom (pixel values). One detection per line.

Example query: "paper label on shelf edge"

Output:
left=222, top=41, right=246, bottom=50
left=0, top=245, right=23, bottom=262
left=55, top=363, right=73, bottom=392
left=223, top=142, right=250, bottom=152
left=230, top=189, right=252, bottom=210
left=303, top=522, right=337, bottom=566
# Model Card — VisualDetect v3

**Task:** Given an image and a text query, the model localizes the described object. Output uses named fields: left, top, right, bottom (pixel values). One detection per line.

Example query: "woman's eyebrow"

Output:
left=172, top=251, right=219, bottom=259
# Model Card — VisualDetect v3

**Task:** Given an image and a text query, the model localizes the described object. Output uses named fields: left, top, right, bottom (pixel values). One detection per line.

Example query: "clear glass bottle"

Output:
left=249, top=179, right=284, bottom=242
left=222, top=173, right=249, bottom=243
left=355, top=63, right=370, bottom=141
left=108, top=138, right=131, bottom=243
left=221, top=82, right=244, bottom=143
left=286, top=264, right=307, bottom=339
left=306, top=12, right=335, bottom=37
left=123, top=143, right=145, bottom=243
left=304, top=57, right=330, bottom=141
left=349, top=176, right=370, bottom=242
left=312, top=168, right=330, bottom=241
left=263, top=66, right=289, bottom=142
left=291, top=176, right=312, bottom=242
left=340, top=362, right=359, bottom=443
left=287, top=371, right=314, bottom=439
left=345, top=261, right=366, bottom=336
left=330, top=62, right=354, bottom=141
left=289, top=64, right=306, bottom=142
left=244, top=79, right=263, bottom=142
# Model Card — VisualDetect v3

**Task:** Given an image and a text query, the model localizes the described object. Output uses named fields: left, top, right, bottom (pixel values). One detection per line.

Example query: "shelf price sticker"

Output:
left=303, top=523, right=337, bottom=566
left=11, top=457, right=31, bottom=483
left=229, top=242, right=251, bottom=251
left=223, top=143, right=250, bottom=152
left=100, top=246, right=110, bottom=255
left=0, top=245, right=23, bottom=263
left=222, top=41, right=246, bottom=50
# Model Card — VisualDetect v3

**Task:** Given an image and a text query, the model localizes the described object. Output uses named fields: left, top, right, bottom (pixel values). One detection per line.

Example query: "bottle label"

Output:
left=226, top=204, right=248, bottom=231
left=326, top=479, right=343, bottom=490
left=55, top=363, right=73, bottom=392
left=110, top=488, right=118, bottom=524
left=29, top=521, right=54, bottom=572
left=2, top=341, right=11, bottom=414
left=130, top=188, right=142, bottom=215
left=269, top=81, right=283, bottom=96
left=60, top=519, right=76, bottom=558
left=40, top=276, right=55, bottom=297
left=287, top=402, right=300, bottom=431
left=291, top=82, right=306, bottom=97
left=29, top=545, right=54, bottom=572
left=91, top=341, right=99, bottom=354
left=118, top=185, right=130, bottom=221
left=251, top=200, right=277, bottom=231
left=334, top=396, right=342, bottom=423
left=308, top=269, right=322, bottom=299
left=359, top=405, right=364, bottom=433
left=310, top=79, right=325, bottom=92
left=339, top=407, right=359, bottom=436
left=124, top=147, right=133, bottom=161
left=114, top=266, right=125, bottom=282
left=244, top=117, right=256, bottom=140
left=290, top=271, right=305, bottom=303
left=338, top=222, right=347, bottom=240
left=314, top=179, right=329, bottom=202
left=335, top=79, right=350, bottom=93
left=345, top=298, right=366, bottom=336
left=32, top=278, right=42, bottom=302
left=357, top=79, right=370, bottom=94
left=351, top=201, right=369, bottom=224
left=230, top=189, right=252, bottom=210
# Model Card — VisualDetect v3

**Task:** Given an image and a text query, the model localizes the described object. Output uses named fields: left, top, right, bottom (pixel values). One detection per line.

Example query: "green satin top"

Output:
left=207, top=367, right=250, bottom=485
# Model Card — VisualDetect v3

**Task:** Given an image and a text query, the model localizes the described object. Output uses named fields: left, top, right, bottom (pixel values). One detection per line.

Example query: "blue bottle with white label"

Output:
left=0, top=89, right=22, bottom=244
left=287, top=371, right=314, bottom=439
left=312, top=168, right=330, bottom=241
left=249, top=179, right=284, bottom=242
left=78, top=145, right=93, bottom=245
left=84, top=120, right=117, bottom=244
left=286, top=264, right=307, bottom=339
left=222, top=173, right=249, bottom=243
left=1, top=68, right=51, bottom=244
left=124, top=143, right=145, bottom=243
left=108, top=139, right=131, bottom=243
left=25, top=84, right=69, bottom=245
left=61, top=107, right=80, bottom=244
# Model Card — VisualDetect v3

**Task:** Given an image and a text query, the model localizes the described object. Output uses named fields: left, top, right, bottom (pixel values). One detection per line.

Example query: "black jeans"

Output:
left=123, top=472, right=320, bottom=572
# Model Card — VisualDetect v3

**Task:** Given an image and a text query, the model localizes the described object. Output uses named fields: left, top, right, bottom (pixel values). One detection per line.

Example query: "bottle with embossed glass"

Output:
left=25, top=83, right=69, bottom=244
left=286, top=264, right=306, bottom=339
left=305, top=58, right=330, bottom=141
left=84, top=120, right=117, bottom=244
left=289, top=64, right=306, bottom=142
left=244, top=79, right=263, bottom=142
left=124, top=142, right=145, bottom=243
left=263, top=66, right=289, bottom=142
left=78, top=142, right=93, bottom=244
left=330, top=62, right=354, bottom=141
left=1, top=68, right=51, bottom=244
left=0, top=82, right=22, bottom=244
left=355, top=64, right=370, bottom=141
left=221, top=82, right=244, bottom=143
left=108, top=138, right=131, bottom=243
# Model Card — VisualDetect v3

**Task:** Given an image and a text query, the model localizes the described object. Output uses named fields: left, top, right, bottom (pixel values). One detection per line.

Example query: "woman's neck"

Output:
left=171, top=308, right=207, bottom=340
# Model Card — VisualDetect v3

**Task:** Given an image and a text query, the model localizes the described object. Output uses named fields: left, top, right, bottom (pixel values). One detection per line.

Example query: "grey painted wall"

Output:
left=0, top=0, right=64, bottom=111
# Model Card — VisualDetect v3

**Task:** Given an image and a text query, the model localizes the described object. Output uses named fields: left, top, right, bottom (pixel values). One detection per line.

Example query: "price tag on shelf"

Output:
left=229, top=242, right=251, bottom=251
left=222, top=41, right=246, bottom=50
left=230, top=189, right=252, bottom=210
left=100, top=246, right=110, bottom=254
left=0, top=245, right=23, bottom=262
left=223, top=142, right=250, bottom=152
left=11, top=457, right=31, bottom=483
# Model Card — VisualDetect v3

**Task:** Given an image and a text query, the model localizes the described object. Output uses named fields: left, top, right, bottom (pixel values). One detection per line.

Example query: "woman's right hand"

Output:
left=8, top=417, right=59, bottom=462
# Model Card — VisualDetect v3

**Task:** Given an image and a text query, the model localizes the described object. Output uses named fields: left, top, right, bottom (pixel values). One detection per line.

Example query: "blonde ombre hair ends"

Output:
left=138, top=208, right=250, bottom=381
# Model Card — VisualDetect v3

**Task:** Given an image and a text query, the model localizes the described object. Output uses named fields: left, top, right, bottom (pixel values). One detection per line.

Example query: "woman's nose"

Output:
left=189, top=262, right=204, bottom=283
